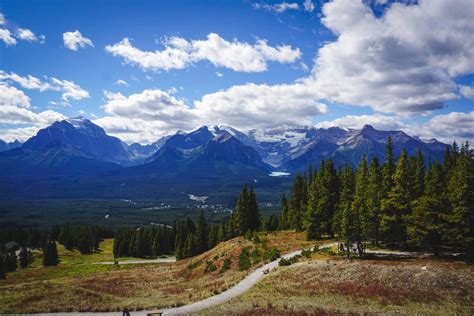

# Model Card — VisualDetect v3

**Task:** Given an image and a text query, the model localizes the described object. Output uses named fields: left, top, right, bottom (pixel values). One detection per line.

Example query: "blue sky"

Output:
left=0, top=0, right=473, bottom=144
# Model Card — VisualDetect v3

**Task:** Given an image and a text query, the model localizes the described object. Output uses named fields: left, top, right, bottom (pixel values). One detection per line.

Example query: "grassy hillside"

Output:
left=0, top=231, right=313, bottom=313
left=201, top=250, right=474, bottom=315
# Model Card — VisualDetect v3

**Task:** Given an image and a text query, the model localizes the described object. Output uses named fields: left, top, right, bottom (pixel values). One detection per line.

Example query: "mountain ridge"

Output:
left=0, top=118, right=448, bottom=177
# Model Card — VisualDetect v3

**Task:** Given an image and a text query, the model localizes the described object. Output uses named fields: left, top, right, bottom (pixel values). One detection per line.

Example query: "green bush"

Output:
left=187, top=261, right=200, bottom=271
left=250, top=248, right=261, bottom=265
left=278, top=255, right=300, bottom=266
left=204, top=260, right=217, bottom=273
left=301, top=248, right=312, bottom=258
left=219, top=258, right=231, bottom=274
left=263, top=248, right=280, bottom=261
left=238, top=251, right=251, bottom=271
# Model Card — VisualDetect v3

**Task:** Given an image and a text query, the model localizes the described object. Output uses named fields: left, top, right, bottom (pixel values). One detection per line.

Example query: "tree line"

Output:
left=113, top=226, right=175, bottom=258
left=52, top=225, right=108, bottom=254
left=280, top=138, right=473, bottom=260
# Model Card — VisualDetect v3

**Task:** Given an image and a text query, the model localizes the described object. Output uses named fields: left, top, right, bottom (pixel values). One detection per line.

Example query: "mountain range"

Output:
left=0, top=116, right=447, bottom=178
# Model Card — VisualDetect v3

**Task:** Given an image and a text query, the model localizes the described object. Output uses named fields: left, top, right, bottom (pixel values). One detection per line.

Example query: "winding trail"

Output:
left=36, top=242, right=423, bottom=316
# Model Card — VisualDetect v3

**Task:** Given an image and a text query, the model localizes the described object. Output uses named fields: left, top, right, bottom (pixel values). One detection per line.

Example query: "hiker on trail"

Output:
left=123, top=308, right=130, bottom=316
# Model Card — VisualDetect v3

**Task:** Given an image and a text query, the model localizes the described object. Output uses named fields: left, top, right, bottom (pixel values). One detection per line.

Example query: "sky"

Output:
left=0, top=0, right=473, bottom=144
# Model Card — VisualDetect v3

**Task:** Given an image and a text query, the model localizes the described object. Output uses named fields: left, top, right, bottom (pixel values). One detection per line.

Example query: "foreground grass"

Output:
left=201, top=253, right=474, bottom=315
left=0, top=231, right=312, bottom=313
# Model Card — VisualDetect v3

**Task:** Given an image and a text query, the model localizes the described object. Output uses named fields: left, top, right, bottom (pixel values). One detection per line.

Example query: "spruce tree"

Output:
left=248, top=186, right=261, bottom=231
left=414, top=149, right=425, bottom=199
left=381, top=150, right=411, bottom=246
left=367, top=157, right=382, bottom=245
left=208, top=225, right=218, bottom=249
left=382, top=136, right=395, bottom=197
left=196, top=210, right=208, bottom=253
left=446, top=141, right=474, bottom=261
left=235, top=185, right=250, bottom=234
left=0, top=255, right=6, bottom=279
left=43, top=241, right=58, bottom=266
left=340, top=165, right=355, bottom=257
left=279, top=193, right=289, bottom=230
left=407, top=161, right=446, bottom=255
left=305, top=173, right=322, bottom=240
left=288, top=174, right=305, bottom=230
left=350, top=156, right=369, bottom=256
left=217, top=221, right=226, bottom=242
left=19, top=247, right=29, bottom=268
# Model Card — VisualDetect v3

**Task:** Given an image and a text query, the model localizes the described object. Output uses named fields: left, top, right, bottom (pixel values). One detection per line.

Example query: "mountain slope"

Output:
left=0, top=141, right=119, bottom=176
left=0, top=140, right=22, bottom=152
left=22, top=116, right=131, bottom=165
left=133, top=128, right=272, bottom=177
left=281, top=125, right=446, bottom=171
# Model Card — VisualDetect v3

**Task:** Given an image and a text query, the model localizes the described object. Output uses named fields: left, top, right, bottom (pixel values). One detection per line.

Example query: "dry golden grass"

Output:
left=201, top=256, right=474, bottom=315
left=0, top=231, right=312, bottom=313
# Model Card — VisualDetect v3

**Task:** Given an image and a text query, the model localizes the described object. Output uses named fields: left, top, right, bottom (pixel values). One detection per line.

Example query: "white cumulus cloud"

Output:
left=0, top=13, right=45, bottom=45
left=0, top=84, right=31, bottom=108
left=459, top=85, right=474, bottom=100
left=193, top=80, right=326, bottom=129
left=253, top=2, right=300, bottom=13
left=16, top=28, right=43, bottom=42
left=303, top=0, right=315, bottom=12
left=0, top=71, right=90, bottom=103
left=63, top=30, right=94, bottom=51
left=105, top=33, right=301, bottom=73
left=0, top=29, right=16, bottom=46
left=114, top=79, right=129, bottom=87
left=311, top=0, right=474, bottom=114
left=315, top=114, right=405, bottom=131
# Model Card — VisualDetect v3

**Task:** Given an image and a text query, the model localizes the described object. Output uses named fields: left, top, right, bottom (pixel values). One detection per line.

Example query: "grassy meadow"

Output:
left=0, top=231, right=313, bottom=313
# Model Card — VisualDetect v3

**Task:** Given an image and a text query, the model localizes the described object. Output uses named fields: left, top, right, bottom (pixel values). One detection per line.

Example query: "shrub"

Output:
left=250, top=248, right=261, bottom=265
left=238, top=251, right=251, bottom=271
left=301, top=248, right=312, bottom=258
left=253, top=233, right=261, bottom=244
left=263, top=248, right=280, bottom=261
left=204, top=260, right=217, bottom=273
left=219, top=258, right=231, bottom=273
left=187, top=261, right=200, bottom=271
left=278, top=255, right=300, bottom=266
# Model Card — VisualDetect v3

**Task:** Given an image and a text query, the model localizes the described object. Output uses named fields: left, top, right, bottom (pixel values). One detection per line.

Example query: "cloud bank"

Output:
left=105, top=33, right=301, bottom=72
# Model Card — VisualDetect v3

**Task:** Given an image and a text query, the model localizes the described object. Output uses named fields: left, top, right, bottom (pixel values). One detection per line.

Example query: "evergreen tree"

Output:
left=217, top=221, right=226, bottom=242
left=288, top=174, right=305, bottom=230
left=0, top=255, right=6, bottom=279
left=340, top=165, right=356, bottom=257
left=19, top=247, right=30, bottom=268
left=446, top=141, right=474, bottom=261
left=414, top=149, right=425, bottom=199
left=382, top=136, right=395, bottom=197
left=279, top=193, right=289, bottom=230
left=407, top=161, right=446, bottom=255
left=43, top=241, right=58, bottom=267
left=208, top=225, right=218, bottom=249
left=196, top=210, right=208, bottom=253
left=381, top=150, right=411, bottom=246
left=305, top=171, right=321, bottom=239
left=367, top=157, right=382, bottom=245
left=235, top=185, right=250, bottom=234
left=350, top=156, right=370, bottom=256
left=248, top=186, right=261, bottom=231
